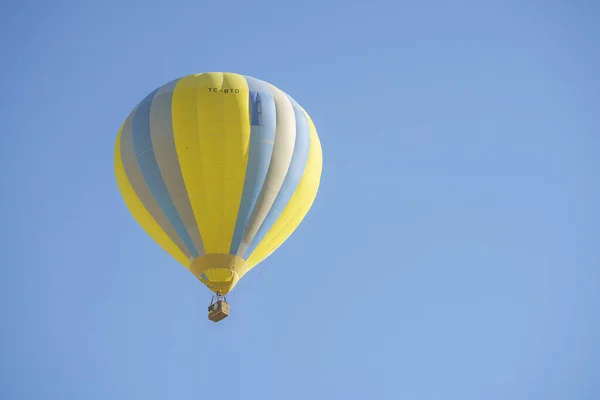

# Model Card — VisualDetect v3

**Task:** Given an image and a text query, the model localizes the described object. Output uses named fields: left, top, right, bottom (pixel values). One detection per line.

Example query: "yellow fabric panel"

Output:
left=246, top=109, right=323, bottom=268
left=172, top=72, right=250, bottom=254
left=114, top=123, right=190, bottom=267
left=221, top=73, right=251, bottom=254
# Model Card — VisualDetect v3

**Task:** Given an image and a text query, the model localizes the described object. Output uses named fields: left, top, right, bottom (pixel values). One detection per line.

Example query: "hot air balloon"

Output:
left=114, top=72, right=323, bottom=322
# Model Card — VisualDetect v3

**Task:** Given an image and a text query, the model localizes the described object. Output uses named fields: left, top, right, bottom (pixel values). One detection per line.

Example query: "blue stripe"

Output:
left=132, top=88, right=199, bottom=258
left=243, top=97, right=311, bottom=259
left=229, top=88, right=277, bottom=254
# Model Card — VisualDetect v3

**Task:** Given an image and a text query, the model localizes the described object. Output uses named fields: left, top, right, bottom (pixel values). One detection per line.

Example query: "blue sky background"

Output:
left=2, top=0, right=599, bottom=399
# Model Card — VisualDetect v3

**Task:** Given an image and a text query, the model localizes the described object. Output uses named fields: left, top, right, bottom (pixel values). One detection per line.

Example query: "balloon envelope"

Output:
left=114, top=72, right=323, bottom=294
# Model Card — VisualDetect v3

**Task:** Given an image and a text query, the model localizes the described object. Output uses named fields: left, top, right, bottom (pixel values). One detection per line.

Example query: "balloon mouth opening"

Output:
left=189, top=253, right=249, bottom=294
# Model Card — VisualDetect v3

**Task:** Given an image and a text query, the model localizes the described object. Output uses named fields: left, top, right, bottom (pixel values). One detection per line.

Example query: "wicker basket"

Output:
left=208, top=300, right=230, bottom=322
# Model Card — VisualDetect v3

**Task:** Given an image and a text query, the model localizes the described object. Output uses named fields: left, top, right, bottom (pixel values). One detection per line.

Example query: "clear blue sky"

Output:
left=2, top=0, right=599, bottom=399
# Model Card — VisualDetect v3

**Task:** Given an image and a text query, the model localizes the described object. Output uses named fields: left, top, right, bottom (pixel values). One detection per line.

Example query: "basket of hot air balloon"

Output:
left=114, top=72, right=323, bottom=322
left=208, top=293, right=230, bottom=322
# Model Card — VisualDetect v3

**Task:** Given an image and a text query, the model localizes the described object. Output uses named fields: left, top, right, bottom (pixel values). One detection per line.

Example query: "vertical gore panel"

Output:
left=235, top=84, right=296, bottom=258
left=246, top=108, right=322, bottom=267
left=115, top=123, right=190, bottom=266
left=243, top=97, right=310, bottom=259
left=229, top=90, right=277, bottom=255
left=150, top=79, right=206, bottom=257
left=221, top=73, right=251, bottom=253
left=120, top=101, right=192, bottom=258
left=132, top=87, right=199, bottom=258
left=171, top=72, right=250, bottom=254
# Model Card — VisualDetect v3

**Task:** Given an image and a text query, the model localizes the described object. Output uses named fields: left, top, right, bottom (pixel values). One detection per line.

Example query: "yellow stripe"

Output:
left=246, top=109, right=323, bottom=268
left=114, top=123, right=190, bottom=267
left=172, top=72, right=250, bottom=254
